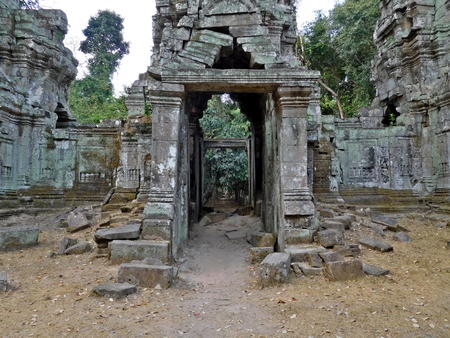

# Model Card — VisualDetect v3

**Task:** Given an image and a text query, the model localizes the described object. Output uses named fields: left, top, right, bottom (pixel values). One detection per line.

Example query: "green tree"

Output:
left=200, top=96, right=251, bottom=201
left=301, top=0, right=380, bottom=117
left=69, top=10, right=130, bottom=123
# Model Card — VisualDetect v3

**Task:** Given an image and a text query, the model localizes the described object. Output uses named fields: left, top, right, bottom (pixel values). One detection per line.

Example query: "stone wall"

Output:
left=316, top=0, right=450, bottom=208
left=0, top=3, right=123, bottom=209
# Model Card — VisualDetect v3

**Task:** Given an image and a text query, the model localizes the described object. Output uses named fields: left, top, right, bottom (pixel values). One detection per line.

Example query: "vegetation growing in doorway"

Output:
left=299, top=0, right=380, bottom=117
left=69, top=10, right=129, bottom=123
left=200, top=95, right=251, bottom=203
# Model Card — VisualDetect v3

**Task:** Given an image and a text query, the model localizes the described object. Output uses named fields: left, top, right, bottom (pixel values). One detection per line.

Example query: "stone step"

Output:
left=0, top=225, right=39, bottom=251
left=284, top=244, right=327, bottom=263
left=118, top=262, right=173, bottom=288
left=110, top=240, right=170, bottom=264
left=284, top=229, right=314, bottom=245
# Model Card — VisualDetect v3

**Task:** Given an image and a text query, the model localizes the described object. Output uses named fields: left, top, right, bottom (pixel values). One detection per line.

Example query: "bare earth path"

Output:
left=1, top=212, right=450, bottom=337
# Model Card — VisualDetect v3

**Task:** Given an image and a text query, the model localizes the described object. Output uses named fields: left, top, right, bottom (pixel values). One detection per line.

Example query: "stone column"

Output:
left=275, top=86, right=315, bottom=249
left=142, top=82, right=185, bottom=254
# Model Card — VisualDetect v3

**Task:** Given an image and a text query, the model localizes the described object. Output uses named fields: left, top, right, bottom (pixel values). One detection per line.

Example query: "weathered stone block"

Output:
left=141, top=219, right=171, bottom=240
left=307, top=252, right=323, bottom=268
left=0, top=271, right=8, bottom=292
left=319, top=251, right=345, bottom=263
left=249, top=247, right=274, bottom=264
left=285, top=245, right=327, bottom=262
left=292, top=262, right=323, bottom=276
left=317, top=229, right=344, bottom=248
left=110, top=240, right=170, bottom=264
left=321, top=220, right=345, bottom=232
left=324, top=259, right=364, bottom=281
left=330, top=215, right=354, bottom=229
left=67, top=212, right=91, bottom=233
left=359, top=237, right=393, bottom=252
left=58, top=237, right=78, bottom=254
left=248, top=231, right=276, bottom=247
left=284, top=229, right=314, bottom=245
left=259, top=253, right=291, bottom=287
left=0, top=226, right=39, bottom=251
left=363, top=263, right=390, bottom=276
left=143, top=203, right=174, bottom=220
left=95, top=223, right=141, bottom=243
left=319, top=208, right=335, bottom=218
left=118, top=262, right=172, bottom=288
left=92, top=282, right=137, bottom=299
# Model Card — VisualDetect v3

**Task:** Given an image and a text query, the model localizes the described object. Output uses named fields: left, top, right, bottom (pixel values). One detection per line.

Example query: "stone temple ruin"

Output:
left=0, top=0, right=449, bottom=285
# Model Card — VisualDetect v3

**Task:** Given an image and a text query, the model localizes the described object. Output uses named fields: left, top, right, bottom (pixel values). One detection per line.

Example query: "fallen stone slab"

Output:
left=118, top=262, right=172, bottom=288
left=292, top=262, right=323, bottom=277
left=259, top=253, right=291, bottom=287
left=248, top=231, right=276, bottom=247
left=359, top=237, right=393, bottom=252
left=363, top=263, right=390, bottom=276
left=317, top=229, right=344, bottom=248
left=110, top=240, right=170, bottom=264
left=285, top=245, right=327, bottom=262
left=330, top=215, right=354, bottom=229
left=372, top=215, right=408, bottom=232
left=92, top=282, right=137, bottom=299
left=0, top=271, right=8, bottom=292
left=64, top=242, right=92, bottom=255
left=58, top=237, right=78, bottom=254
left=324, top=259, right=364, bottom=281
left=95, top=223, right=141, bottom=244
left=319, top=208, right=335, bottom=218
left=249, top=247, right=274, bottom=264
left=0, top=226, right=39, bottom=251
left=393, top=232, right=412, bottom=242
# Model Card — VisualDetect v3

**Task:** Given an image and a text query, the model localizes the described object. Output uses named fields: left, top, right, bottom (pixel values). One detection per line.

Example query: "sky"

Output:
left=40, top=0, right=339, bottom=95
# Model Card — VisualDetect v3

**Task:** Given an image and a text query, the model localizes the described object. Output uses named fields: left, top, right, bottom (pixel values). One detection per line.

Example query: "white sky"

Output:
left=40, top=0, right=338, bottom=95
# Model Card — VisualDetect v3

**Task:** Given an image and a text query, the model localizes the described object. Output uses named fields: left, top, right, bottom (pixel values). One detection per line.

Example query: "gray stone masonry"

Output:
left=118, top=262, right=172, bottom=288
left=0, top=226, right=39, bottom=251
left=259, top=253, right=291, bottom=287
left=110, top=240, right=170, bottom=264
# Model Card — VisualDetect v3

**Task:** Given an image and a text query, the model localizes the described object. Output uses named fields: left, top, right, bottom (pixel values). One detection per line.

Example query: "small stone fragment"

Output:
left=319, top=251, right=345, bottom=263
left=64, top=242, right=92, bottom=255
left=359, top=236, right=393, bottom=252
left=92, top=282, right=137, bottom=299
left=67, top=211, right=91, bottom=233
left=308, top=252, right=323, bottom=268
left=249, top=247, right=274, bottom=264
left=292, top=262, right=323, bottom=276
left=362, top=263, right=390, bottom=276
left=58, top=237, right=78, bottom=255
left=94, top=223, right=141, bottom=243
left=0, top=271, right=8, bottom=292
left=393, top=232, right=411, bottom=242
left=321, top=220, right=345, bottom=232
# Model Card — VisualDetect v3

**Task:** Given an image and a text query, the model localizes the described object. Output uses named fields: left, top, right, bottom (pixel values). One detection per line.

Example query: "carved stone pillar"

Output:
left=275, top=86, right=315, bottom=248
left=142, top=82, right=185, bottom=255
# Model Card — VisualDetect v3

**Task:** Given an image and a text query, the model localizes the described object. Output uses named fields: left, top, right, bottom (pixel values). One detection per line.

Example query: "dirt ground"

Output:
left=1, top=209, right=450, bottom=338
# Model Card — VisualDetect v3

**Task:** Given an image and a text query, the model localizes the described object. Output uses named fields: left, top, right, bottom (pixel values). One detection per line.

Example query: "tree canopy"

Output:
left=301, top=0, right=380, bottom=117
left=69, top=10, right=129, bottom=124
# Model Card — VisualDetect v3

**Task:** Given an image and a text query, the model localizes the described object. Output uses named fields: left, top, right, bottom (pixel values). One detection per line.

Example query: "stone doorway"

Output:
left=144, top=69, right=319, bottom=258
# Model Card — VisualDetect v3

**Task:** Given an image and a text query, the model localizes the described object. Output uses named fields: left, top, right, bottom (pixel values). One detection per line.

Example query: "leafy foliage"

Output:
left=200, top=96, right=251, bottom=200
left=69, top=10, right=129, bottom=123
left=301, top=0, right=380, bottom=117
left=19, top=0, right=39, bottom=9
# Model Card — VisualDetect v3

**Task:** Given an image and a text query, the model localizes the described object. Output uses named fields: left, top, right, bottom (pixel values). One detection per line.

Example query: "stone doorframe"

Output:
left=143, top=69, right=320, bottom=258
